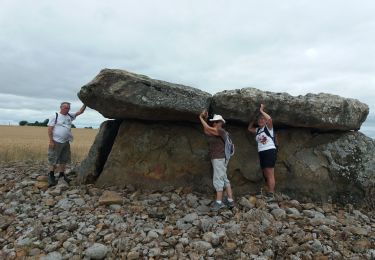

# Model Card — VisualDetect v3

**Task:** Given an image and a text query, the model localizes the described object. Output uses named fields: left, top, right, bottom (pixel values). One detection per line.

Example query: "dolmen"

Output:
left=78, top=69, right=374, bottom=207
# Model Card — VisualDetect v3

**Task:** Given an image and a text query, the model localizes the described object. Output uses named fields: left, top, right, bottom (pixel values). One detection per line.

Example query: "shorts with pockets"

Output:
left=211, top=158, right=230, bottom=192
left=48, top=141, right=71, bottom=165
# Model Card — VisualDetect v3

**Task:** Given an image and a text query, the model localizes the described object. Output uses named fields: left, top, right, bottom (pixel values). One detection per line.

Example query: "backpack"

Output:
left=221, top=130, right=235, bottom=162
left=55, top=112, right=74, bottom=124
left=257, top=126, right=279, bottom=151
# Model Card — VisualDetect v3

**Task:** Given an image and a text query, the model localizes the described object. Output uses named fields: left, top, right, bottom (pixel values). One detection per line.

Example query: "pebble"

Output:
left=127, top=251, right=140, bottom=260
left=34, top=181, right=49, bottom=190
left=98, top=191, right=123, bottom=205
left=41, top=251, right=63, bottom=260
left=192, top=241, right=212, bottom=252
left=271, top=208, right=286, bottom=220
left=286, top=207, right=301, bottom=216
left=84, top=243, right=108, bottom=259
left=182, top=212, right=199, bottom=223
left=203, top=232, right=220, bottom=246
left=239, top=196, right=255, bottom=209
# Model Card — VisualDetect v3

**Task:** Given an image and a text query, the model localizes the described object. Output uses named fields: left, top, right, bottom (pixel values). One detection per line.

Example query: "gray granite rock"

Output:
left=78, top=69, right=212, bottom=122
left=84, top=243, right=108, bottom=259
left=212, top=87, right=369, bottom=131
left=271, top=208, right=286, bottom=220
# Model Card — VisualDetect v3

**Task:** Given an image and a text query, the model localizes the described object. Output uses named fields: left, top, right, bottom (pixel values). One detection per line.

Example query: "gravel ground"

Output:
left=0, top=161, right=374, bottom=259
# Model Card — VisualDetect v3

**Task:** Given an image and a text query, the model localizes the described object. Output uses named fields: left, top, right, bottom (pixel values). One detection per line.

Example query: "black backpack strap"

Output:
left=263, top=126, right=272, bottom=138
left=264, top=126, right=277, bottom=146
left=256, top=127, right=276, bottom=144
left=67, top=113, right=74, bottom=120
left=55, top=112, right=74, bottom=124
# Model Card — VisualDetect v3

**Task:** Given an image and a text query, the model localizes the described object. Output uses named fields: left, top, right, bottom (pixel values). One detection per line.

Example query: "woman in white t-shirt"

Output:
left=248, top=104, right=277, bottom=196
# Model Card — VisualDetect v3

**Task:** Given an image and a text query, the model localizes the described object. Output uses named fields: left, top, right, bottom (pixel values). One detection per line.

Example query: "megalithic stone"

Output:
left=78, top=69, right=212, bottom=123
left=212, top=88, right=369, bottom=131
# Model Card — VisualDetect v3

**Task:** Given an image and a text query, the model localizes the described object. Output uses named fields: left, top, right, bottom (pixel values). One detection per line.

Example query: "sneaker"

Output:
left=212, top=202, right=225, bottom=212
left=223, top=197, right=235, bottom=209
left=59, top=173, right=71, bottom=184
left=48, top=173, right=57, bottom=187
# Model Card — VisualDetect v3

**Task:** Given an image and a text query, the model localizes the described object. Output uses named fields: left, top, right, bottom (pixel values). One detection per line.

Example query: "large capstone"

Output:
left=211, top=88, right=369, bottom=131
left=78, top=69, right=212, bottom=123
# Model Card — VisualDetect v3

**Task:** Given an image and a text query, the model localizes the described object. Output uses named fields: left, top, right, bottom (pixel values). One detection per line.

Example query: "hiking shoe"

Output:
left=211, top=202, right=225, bottom=212
left=48, top=173, right=57, bottom=187
left=59, top=173, right=71, bottom=184
left=223, top=197, right=235, bottom=209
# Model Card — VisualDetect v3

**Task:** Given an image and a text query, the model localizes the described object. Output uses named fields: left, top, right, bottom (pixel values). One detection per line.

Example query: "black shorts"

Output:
left=258, top=149, right=277, bottom=169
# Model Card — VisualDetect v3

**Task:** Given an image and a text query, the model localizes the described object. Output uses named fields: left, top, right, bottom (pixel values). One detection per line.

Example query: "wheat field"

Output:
left=0, top=126, right=98, bottom=163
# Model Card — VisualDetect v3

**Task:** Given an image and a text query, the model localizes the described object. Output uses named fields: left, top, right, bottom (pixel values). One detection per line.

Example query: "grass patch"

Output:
left=0, top=126, right=98, bottom=163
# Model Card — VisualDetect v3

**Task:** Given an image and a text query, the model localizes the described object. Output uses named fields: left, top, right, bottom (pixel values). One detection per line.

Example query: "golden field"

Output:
left=0, top=125, right=98, bottom=163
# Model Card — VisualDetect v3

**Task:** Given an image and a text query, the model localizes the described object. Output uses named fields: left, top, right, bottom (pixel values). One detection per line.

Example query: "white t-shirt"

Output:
left=255, top=126, right=276, bottom=152
left=48, top=112, right=77, bottom=143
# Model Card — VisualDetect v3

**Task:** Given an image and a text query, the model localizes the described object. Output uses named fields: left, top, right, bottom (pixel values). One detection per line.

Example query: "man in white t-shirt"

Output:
left=47, top=102, right=86, bottom=186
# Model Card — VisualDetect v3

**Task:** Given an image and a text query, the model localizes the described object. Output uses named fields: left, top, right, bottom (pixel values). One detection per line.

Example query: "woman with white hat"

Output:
left=199, top=110, right=234, bottom=211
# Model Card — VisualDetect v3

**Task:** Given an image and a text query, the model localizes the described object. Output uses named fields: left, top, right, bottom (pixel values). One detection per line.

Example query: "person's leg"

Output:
left=222, top=165, right=233, bottom=200
left=223, top=184, right=235, bottom=209
left=221, top=162, right=235, bottom=208
left=48, top=165, right=56, bottom=172
left=225, top=185, right=233, bottom=199
left=48, top=164, right=56, bottom=179
left=47, top=165, right=57, bottom=186
left=263, top=167, right=275, bottom=193
left=258, top=151, right=267, bottom=189
left=47, top=146, right=58, bottom=186
left=57, top=163, right=66, bottom=173
left=216, top=191, right=223, bottom=202
left=212, top=159, right=226, bottom=211
left=259, top=149, right=276, bottom=194
left=58, top=164, right=66, bottom=175
left=58, top=164, right=71, bottom=183
left=58, top=142, right=71, bottom=183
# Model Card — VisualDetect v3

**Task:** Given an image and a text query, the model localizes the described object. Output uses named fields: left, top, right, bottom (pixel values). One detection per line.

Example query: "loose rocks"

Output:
left=0, top=161, right=374, bottom=259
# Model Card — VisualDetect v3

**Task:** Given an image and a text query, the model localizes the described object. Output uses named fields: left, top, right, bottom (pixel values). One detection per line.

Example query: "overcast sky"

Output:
left=0, top=0, right=374, bottom=138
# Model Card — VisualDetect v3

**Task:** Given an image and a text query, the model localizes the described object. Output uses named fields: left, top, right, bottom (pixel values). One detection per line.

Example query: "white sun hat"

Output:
left=209, top=114, right=226, bottom=124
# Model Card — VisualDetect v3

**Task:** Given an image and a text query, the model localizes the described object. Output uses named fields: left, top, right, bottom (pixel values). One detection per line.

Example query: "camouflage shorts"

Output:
left=48, top=141, right=71, bottom=165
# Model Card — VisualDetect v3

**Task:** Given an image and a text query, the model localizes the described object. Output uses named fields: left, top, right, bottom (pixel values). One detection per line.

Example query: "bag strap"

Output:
left=257, top=126, right=276, bottom=143
left=67, top=113, right=74, bottom=119
left=263, top=126, right=277, bottom=146
left=55, top=112, right=74, bottom=124
left=218, top=129, right=227, bottom=144
left=220, top=130, right=233, bottom=162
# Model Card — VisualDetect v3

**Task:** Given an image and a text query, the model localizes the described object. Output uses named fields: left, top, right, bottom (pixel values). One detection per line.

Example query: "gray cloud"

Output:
left=0, top=0, right=374, bottom=137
